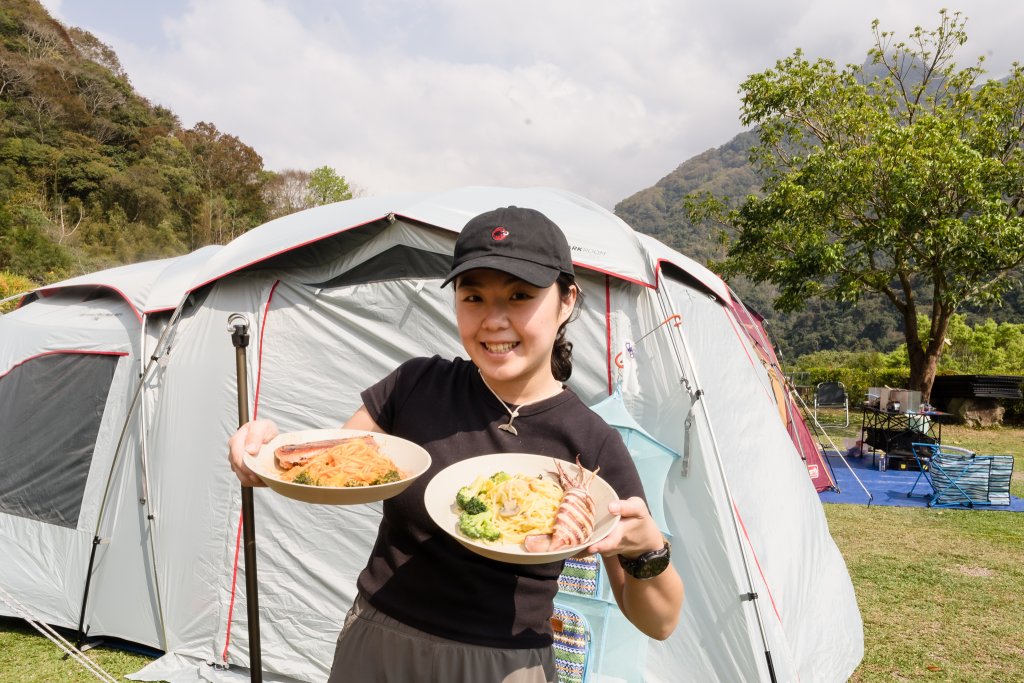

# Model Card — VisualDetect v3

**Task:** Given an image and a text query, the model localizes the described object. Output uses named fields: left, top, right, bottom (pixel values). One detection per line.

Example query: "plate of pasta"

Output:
left=247, top=428, right=431, bottom=505
left=423, top=453, right=620, bottom=565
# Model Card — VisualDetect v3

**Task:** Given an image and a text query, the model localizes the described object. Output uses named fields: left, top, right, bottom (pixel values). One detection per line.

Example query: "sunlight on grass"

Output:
left=0, top=618, right=155, bottom=682
left=1, top=427, right=1021, bottom=682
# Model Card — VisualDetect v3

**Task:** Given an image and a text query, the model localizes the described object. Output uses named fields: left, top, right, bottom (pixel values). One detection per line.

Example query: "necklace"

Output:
left=478, top=370, right=530, bottom=436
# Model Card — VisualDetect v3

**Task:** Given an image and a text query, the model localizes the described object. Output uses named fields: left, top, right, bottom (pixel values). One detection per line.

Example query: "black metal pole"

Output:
left=71, top=536, right=102, bottom=649
left=765, top=649, right=778, bottom=683
left=229, top=314, right=262, bottom=683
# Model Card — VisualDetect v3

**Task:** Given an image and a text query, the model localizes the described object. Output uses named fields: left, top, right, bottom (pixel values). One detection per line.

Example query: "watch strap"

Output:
left=618, top=540, right=671, bottom=580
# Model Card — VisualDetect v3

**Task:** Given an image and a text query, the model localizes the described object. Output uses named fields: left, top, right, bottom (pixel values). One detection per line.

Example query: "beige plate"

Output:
left=246, top=428, right=431, bottom=505
left=423, top=453, right=620, bottom=565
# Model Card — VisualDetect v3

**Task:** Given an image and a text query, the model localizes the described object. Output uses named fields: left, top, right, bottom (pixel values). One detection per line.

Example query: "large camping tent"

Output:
left=0, top=187, right=862, bottom=682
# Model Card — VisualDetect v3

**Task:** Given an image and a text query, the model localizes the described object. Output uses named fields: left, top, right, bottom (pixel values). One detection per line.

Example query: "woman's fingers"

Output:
left=588, top=497, right=663, bottom=557
left=609, top=497, right=650, bottom=520
left=227, top=420, right=278, bottom=487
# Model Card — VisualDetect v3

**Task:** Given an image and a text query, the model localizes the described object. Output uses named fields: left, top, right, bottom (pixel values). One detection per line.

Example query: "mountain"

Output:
left=614, top=131, right=1024, bottom=360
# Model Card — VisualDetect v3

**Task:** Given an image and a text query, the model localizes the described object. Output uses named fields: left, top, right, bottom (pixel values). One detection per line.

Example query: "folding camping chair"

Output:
left=814, top=381, right=849, bottom=427
left=909, top=443, right=1015, bottom=508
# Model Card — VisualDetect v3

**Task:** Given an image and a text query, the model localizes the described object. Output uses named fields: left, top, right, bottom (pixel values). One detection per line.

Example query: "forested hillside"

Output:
left=0, top=0, right=347, bottom=287
left=615, top=131, right=1024, bottom=359
left=4, top=0, right=1019, bottom=359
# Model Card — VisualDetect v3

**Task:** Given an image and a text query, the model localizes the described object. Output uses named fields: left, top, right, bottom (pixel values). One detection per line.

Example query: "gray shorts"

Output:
left=327, top=594, right=558, bottom=683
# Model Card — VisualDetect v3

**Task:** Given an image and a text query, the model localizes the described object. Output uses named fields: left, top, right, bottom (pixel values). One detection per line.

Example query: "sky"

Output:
left=38, top=0, right=1024, bottom=209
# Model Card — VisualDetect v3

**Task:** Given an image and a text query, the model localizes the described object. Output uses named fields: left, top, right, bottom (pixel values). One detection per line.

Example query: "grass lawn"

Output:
left=828, top=423, right=1024, bottom=683
left=2, top=425, right=1022, bottom=682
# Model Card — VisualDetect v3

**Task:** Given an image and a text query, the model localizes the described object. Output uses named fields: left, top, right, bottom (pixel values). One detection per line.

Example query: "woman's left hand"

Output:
left=586, top=497, right=665, bottom=558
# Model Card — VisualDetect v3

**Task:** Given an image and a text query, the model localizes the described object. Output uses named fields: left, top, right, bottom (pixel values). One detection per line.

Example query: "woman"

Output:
left=228, top=206, right=683, bottom=682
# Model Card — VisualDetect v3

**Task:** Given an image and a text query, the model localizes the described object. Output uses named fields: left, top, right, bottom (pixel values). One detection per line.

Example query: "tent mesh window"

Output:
left=0, top=353, right=119, bottom=528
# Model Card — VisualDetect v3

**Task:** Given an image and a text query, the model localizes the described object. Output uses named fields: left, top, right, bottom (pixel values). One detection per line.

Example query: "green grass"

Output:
left=2, top=426, right=1022, bottom=682
left=0, top=619, right=155, bottom=681
left=829, top=423, right=1024, bottom=683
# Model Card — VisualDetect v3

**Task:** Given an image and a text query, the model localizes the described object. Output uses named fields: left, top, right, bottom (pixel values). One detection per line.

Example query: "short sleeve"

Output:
left=360, top=356, right=441, bottom=433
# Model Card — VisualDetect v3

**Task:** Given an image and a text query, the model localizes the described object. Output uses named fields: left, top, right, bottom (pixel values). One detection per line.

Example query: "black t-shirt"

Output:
left=356, top=356, right=645, bottom=649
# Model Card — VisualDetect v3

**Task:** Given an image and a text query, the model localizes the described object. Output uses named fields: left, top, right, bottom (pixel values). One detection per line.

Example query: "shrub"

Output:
left=0, top=270, right=36, bottom=313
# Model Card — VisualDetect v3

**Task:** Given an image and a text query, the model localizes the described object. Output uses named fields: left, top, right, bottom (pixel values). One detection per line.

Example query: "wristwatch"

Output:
left=618, top=540, right=672, bottom=580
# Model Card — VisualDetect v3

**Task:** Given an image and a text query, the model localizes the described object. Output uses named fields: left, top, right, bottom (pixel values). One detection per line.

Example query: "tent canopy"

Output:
left=0, top=186, right=862, bottom=683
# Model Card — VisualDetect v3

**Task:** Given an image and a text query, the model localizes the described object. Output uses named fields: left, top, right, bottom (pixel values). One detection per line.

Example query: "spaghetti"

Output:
left=277, top=436, right=405, bottom=487
left=464, top=472, right=564, bottom=544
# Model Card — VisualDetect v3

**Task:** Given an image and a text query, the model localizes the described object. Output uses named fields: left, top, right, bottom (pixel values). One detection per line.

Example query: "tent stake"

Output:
left=229, top=314, right=262, bottom=683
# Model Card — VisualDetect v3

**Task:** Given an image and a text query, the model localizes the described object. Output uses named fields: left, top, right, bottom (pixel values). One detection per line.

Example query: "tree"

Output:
left=262, top=168, right=311, bottom=218
left=689, top=10, right=1024, bottom=400
left=177, top=122, right=267, bottom=245
left=306, top=165, right=352, bottom=206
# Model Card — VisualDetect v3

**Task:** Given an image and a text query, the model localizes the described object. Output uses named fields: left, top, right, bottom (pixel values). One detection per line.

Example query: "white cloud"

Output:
left=39, top=0, right=1024, bottom=208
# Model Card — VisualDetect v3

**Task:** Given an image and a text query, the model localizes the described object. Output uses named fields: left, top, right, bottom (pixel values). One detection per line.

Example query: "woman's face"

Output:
left=454, top=268, right=576, bottom=400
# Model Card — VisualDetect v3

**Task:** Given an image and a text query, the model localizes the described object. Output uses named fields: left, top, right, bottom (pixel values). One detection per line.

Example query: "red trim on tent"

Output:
left=652, top=257, right=732, bottom=305
left=573, top=261, right=652, bottom=289
left=724, top=311, right=774, bottom=403
left=732, top=500, right=783, bottom=624
left=189, top=218, right=385, bottom=296
left=221, top=511, right=245, bottom=663
left=222, top=280, right=281, bottom=662
left=34, top=285, right=144, bottom=322
left=0, top=350, right=128, bottom=380
left=727, top=298, right=837, bottom=492
left=733, top=499, right=801, bottom=682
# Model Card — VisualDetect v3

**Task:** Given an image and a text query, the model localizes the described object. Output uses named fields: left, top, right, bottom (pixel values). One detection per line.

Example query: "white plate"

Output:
left=423, top=453, right=620, bottom=565
left=246, top=428, right=431, bottom=505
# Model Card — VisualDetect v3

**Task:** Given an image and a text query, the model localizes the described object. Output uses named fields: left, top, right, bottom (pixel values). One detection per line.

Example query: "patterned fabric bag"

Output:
left=551, top=604, right=592, bottom=683
left=557, top=555, right=600, bottom=597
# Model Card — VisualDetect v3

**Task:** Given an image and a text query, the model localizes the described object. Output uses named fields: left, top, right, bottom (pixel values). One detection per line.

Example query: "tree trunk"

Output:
left=907, top=346, right=940, bottom=403
left=905, top=308, right=952, bottom=403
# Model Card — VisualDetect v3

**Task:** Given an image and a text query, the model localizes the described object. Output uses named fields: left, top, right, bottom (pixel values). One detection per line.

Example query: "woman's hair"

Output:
left=552, top=273, right=584, bottom=382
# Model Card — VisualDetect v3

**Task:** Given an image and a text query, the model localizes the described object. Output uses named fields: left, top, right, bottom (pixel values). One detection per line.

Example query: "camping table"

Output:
left=859, top=406, right=946, bottom=470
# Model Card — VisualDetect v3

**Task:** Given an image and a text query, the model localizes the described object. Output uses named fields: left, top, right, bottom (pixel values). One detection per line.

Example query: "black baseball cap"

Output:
left=442, top=206, right=575, bottom=288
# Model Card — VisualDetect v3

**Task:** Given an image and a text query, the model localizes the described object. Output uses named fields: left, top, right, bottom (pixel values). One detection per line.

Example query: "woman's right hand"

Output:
left=227, top=419, right=279, bottom=487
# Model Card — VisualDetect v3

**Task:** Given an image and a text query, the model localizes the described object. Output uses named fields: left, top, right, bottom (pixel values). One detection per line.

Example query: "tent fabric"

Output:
left=726, top=295, right=837, bottom=492
left=0, top=187, right=862, bottom=683
left=25, top=244, right=224, bottom=317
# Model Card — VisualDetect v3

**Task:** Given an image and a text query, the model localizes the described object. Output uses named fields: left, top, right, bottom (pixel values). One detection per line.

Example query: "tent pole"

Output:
left=654, top=288, right=779, bottom=683
left=229, top=314, right=262, bottom=683
left=73, top=536, right=102, bottom=648
left=71, top=296, right=190, bottom=650
left=790, top=388, right=874, bottom=502
left=138, top=313, right=170, bottom=649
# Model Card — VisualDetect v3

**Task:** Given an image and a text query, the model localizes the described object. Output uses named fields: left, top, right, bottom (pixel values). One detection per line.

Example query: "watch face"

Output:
left=620, top=542, right=671, bottom=579
left=636, top=554, right=671, bottom=579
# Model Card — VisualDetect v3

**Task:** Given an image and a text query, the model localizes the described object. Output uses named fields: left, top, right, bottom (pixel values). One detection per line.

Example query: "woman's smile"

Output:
left=482, top=341, right=519, bottom=354
left=454, top=268, right=574, bottom=404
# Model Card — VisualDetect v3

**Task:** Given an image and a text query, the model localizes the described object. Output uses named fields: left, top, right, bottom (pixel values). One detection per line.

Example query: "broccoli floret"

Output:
left=292, top=471, right=319, bottom=486
left=371, top=470, right=402, bottom=485
left=458, top=510, right=501, bottom=542
left=489, top=471, right=511, bottom=485
left=455, top=486, right=488, bottom=514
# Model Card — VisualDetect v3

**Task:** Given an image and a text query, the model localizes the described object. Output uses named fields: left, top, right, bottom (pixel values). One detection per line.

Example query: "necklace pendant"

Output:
left=498, top=423, right=518, bottom=436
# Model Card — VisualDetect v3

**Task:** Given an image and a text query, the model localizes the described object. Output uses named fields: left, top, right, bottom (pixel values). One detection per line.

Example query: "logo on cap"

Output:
left=491, top=227, right=510, bottom=241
